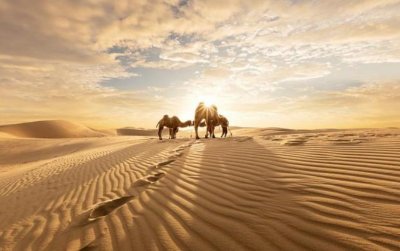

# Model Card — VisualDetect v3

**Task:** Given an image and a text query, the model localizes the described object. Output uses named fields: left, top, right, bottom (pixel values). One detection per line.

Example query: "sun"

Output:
left=179, top=94, right=222, bottom=120
left=201, top=96, right=217, bottom=108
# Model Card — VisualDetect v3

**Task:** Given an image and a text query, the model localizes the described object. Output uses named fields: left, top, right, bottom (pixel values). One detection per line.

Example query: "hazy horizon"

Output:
left=1, top=1, right=400, bottom=129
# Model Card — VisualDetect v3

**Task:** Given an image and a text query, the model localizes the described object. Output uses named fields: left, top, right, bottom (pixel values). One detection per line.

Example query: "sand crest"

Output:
left=0, top=120, right=105, bottom=138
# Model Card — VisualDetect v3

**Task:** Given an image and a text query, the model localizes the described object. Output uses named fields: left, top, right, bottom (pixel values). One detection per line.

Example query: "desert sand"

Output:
left=0, top=121, right=399, bottom=250
left=0, top=120, right=106, bottom=138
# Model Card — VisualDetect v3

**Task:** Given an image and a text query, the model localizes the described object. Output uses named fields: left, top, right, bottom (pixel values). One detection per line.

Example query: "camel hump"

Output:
left=171, top=116, right=180, bottom=123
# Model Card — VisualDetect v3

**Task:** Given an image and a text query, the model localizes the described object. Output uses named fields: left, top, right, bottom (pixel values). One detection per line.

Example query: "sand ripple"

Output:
left=0, top=129, right=399, bottom=250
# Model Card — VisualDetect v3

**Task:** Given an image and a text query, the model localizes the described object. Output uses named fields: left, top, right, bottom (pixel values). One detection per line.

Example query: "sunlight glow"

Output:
left=178, top=94, right=221, bottom=121
left=201, top=96, right=216, bottom=108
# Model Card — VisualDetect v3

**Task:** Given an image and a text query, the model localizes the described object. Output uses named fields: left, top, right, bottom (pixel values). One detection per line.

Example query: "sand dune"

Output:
left=117, top=127, right=202, bottom=138
left=0, top=128, right=399, bottom=250
left=0, top=120, right=105, bottom=138
left=0, top=132, right=16, bottom=138
left=117, top=127, right=159, bottom=136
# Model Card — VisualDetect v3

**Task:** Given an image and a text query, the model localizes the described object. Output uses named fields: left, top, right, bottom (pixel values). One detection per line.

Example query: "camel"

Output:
left=218, top=114, right=229, bottom=138
left=204, top=114, right=229, bottom=138
left=156, top=115, right=192, bottom=140
left=193, top=102, right=220, bottom=139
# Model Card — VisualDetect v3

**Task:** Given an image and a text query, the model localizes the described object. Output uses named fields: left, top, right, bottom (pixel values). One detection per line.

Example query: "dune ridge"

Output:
left=0, top=120, right=105, bottom=138
left=0, top=128, right=399, bottom=250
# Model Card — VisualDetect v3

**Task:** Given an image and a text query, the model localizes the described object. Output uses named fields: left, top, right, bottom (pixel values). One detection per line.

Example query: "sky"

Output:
left=1, top=0, right=400, bottom=129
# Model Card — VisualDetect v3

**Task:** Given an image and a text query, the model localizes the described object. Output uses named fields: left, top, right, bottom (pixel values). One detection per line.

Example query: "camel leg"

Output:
left=205, top=124, right=210, bottom=138
left=222, top=127, right=227, bottom=137
left=158, top=126, right=164, bottom=140
left=194, top=120, right=200, bottom=139
left=207, top=124, right=212, bottom=138
left=211, top=125, right=216, bottom=138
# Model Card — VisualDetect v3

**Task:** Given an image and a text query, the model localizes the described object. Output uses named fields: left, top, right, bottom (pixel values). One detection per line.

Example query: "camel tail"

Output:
left=156, top=122, right=160, bottom=128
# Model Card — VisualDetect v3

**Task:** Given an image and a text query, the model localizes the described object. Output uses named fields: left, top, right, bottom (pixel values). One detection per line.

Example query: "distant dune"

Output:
left=117, top=127, right=200, bottom=138
left=116, top=127, right=158, bottom=136
left=0, top=120, right=105, bottom=138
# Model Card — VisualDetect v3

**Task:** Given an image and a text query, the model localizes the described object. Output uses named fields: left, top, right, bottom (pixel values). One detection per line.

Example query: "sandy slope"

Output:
left=0, top=120, right=105, bottom=138
left=0, top=128, right=399, bottom=250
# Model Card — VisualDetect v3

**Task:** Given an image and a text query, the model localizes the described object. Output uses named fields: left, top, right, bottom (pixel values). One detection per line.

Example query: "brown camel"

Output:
left=193, top=102, right=220, bottom=139
left=156, top=115, right=192, bottom=140
left=205, top=114, right=229, bottom=138
left=218, top=114, right=229, bottom=137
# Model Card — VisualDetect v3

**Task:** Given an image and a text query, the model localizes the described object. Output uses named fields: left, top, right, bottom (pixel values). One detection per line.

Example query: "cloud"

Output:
left=160, top=51, right=208, bottom=64
left=281, top=81, right=400, bottom=127
left=1, top=0, right=400, bottom=128
left=2, top=0, right=399, bottom=62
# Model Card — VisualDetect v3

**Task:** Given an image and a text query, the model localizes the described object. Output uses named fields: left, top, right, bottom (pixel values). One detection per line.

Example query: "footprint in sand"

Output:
left=148, top=159, right=175, bottom=171
left=167, top=152, right=183, bottom=159
left=157, top=159, right=175, bottom=167
left=133, top=179, right=152, bottom=187
left=154, top=144, right=189, bottom=168
left=172, top=151, right=184, bottom=157
left=133, top=172, right=165, bottom=187
left=147, top=150, right=182, bottom=173
left=147, top=172, right=165, bottom=182
left=89, top=196, right=135, bottom=221
left=88, top=172, right=166, bottom=221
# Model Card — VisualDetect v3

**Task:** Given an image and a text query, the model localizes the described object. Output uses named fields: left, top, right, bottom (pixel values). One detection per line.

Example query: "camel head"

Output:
left=181, top=120, right=192, bottom=127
